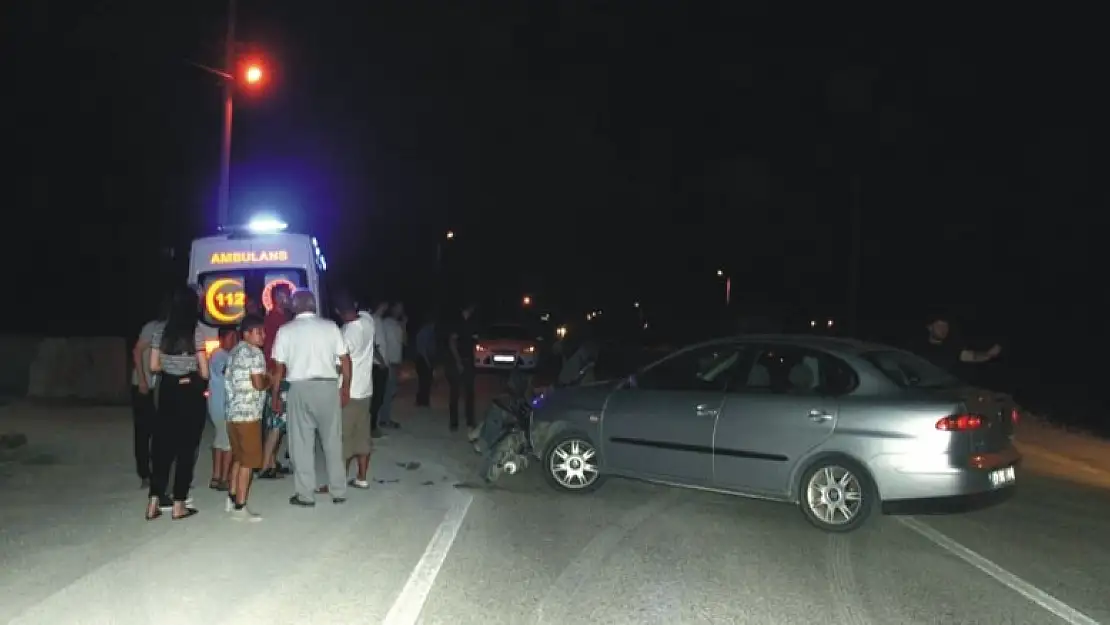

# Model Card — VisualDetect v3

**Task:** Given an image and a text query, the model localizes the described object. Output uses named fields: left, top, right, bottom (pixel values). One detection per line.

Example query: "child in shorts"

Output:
left=206, top=326, right=238, bottom=491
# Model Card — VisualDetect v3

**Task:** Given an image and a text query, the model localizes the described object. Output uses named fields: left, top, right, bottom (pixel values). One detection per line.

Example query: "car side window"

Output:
left=730, top=345, right=856, bottom=396
left=632, top=345, right=743, bottom=393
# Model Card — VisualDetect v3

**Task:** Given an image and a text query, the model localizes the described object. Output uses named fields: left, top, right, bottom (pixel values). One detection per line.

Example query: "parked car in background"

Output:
left=474, top=323, right=542, bottom=371
left=526, top=334, right=1021, bottom=532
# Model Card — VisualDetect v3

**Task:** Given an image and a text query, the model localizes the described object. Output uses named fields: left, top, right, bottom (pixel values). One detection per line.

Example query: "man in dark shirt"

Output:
left=444, top=302, right=478, bottom=432
left=917, top=316, right=1002, bottom=375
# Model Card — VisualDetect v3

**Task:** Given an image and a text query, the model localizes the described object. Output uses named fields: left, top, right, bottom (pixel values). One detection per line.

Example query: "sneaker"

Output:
left=348, top=478, right=370, bottom=489
left=225, top=493, right=236, bottom=512
left=230, top=507, right=263, bottom=523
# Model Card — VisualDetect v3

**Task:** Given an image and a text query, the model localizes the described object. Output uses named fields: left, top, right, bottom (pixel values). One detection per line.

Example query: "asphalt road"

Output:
left=2, top=374, right=1108, bottom=625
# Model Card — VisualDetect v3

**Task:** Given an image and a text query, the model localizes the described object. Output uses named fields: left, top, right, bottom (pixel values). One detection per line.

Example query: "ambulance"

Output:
left=188, top=215, right=328, bottom=356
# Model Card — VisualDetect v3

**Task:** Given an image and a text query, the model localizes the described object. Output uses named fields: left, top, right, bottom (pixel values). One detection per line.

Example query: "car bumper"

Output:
left=474, top=354, right=538, bottom=370
left=872, top=445, right=1022, bottom=511
left=882, top=485, right=1015, bottom=515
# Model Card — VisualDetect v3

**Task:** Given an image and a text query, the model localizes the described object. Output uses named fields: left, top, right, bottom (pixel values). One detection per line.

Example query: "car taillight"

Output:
left=1010, top=408, right=1020, bottom=424
left=936, top=414, right=983, bottom=431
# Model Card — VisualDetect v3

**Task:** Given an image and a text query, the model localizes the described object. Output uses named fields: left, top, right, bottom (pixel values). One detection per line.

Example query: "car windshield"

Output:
left=483, top=325, right=534, bottom=341
left=863, top=349, right=963, bottom=389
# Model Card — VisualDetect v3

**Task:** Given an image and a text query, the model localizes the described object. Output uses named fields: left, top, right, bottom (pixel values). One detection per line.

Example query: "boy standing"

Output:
left=224, top=314, right=269, bottom=522
left=206, top=327, right=237, bottom=491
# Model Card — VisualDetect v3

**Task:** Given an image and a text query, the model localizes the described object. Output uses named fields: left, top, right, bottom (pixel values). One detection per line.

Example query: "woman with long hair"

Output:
left=146, top=285, right=210, bottom=520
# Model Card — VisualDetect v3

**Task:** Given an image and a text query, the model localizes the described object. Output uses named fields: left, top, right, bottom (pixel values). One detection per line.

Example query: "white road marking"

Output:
left=382, top=492, right=474, bottom=625
left=897, top=517, right=1102, bottom=625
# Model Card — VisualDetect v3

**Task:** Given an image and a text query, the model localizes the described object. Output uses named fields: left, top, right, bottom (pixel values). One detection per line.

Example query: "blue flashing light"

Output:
left=247, top=215, right=288, bottom=234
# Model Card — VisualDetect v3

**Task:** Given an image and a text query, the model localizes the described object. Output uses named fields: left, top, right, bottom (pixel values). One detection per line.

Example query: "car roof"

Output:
left=696, top=333, right=895, bottom=356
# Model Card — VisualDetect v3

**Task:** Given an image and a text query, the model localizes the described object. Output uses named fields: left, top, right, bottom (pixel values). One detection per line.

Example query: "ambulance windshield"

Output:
left=199, top=269, right=308, bottom=327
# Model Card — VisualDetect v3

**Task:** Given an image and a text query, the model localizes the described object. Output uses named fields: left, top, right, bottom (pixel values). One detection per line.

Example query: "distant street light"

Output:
left=522, top=295, right=532, bottom=307
left=435, top=229, right=455, bottom=274
left=633, top=301, right=640, bottom=308
left=716, top=270, right=731, bottom=306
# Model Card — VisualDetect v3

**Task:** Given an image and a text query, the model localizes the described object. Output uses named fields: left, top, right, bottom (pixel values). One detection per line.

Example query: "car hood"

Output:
left=540, top=381, right=613, bottom=412
left=479, top=339, right=534, bottom=350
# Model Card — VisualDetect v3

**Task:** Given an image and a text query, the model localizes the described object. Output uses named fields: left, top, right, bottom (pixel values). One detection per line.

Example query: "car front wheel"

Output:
left=799, top=459, right=874, bottom=532
left=542, top=431, right=606, bottom=494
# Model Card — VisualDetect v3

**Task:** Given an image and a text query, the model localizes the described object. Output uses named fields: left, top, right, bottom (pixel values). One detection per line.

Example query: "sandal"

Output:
left=145, top=498, right=162, bottom=521
left=208, top=478, right=222, bottom=490
left=172, top=508, right=199, bottom=520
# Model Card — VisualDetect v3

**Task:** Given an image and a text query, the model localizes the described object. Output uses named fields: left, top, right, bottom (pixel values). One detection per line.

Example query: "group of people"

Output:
left=130, top=281, right=482, bottom=522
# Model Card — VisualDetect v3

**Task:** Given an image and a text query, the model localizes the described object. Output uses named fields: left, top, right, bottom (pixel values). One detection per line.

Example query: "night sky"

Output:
left=9, top=3, right=1104, bottom=413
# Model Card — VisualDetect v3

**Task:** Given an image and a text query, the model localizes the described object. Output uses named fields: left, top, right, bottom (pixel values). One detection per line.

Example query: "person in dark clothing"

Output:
left=414, top=316, right=437, bottom=407
left=368, top=301, right=391, bottom=438
left=145, top=286, right=209, bottom=521
left=916, top=316, right=1002, bottom=375
left=130, top=296, right=170, bottom=489
left=444, top=302, right=478, bottom=432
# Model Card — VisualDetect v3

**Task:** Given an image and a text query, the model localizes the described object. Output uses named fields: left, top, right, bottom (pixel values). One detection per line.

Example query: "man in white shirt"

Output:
left=271, top=291, right=352, bottom=506
left=376, top=302, right=406, bottom=428
left=335, top=292, right=376, bottom=489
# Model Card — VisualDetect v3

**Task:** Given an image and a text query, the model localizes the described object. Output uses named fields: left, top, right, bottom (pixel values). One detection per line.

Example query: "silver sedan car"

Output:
left=528, top=335, right=1021, bottom=532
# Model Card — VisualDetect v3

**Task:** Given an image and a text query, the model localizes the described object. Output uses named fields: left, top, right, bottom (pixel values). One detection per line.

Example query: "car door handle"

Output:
left=695, top=404, right=719, bottom=417
left=808, top=410, right=833, bottom=422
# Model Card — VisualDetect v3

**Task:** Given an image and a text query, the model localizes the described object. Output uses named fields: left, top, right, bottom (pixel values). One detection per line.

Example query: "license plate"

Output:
left=989, top=466, right=1016, bottom=488
left=493, top=355, right=516, bottom=363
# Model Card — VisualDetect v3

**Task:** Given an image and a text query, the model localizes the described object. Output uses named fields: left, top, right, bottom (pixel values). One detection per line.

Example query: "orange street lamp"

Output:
left=245, top=63, right=263, bottom=84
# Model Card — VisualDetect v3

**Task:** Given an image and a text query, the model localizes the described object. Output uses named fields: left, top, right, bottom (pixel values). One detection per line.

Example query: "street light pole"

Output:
left=216, top=0, right=237, bottom=229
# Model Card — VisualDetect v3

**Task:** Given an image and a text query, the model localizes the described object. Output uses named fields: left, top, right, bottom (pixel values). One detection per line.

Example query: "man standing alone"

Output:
left=444, top=302, right=478, bottom=432
left=271, top=291, right=352, bottom=507
left=335, top=292, right=376, bottom=489
left=917, top=316, right=1002, bottom=376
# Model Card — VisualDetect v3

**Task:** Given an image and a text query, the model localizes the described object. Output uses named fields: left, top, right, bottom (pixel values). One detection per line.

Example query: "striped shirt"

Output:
left=151, top=325, right=206, bottom=376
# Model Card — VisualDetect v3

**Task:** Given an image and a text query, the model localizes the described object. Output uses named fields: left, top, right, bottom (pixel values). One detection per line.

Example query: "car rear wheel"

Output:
left=542, top=431, right=605, bottom=494
left=799, top=458, right=874, bottom=532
